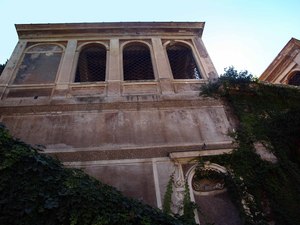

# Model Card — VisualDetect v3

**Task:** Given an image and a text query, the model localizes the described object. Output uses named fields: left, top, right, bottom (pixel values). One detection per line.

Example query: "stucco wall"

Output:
left=1, top=105, right=232, bottom=153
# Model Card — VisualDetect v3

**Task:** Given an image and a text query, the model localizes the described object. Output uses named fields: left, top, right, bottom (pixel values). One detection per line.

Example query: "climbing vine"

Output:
left=199, top=67, right=300, bottom=225
left=180, top=181, right=197, bottom=224
left=0, top=60, right=7, bottom=75
left=0, top=124, right=195, bottom=225
left=162, top=171, right=219, bottom=225
left=163, top=173, right=174, bottom=215
left=162, top=173, right=197, bottom=225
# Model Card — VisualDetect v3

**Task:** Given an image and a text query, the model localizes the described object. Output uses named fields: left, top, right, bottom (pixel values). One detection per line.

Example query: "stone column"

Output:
left=53, top=40, right=77, bottom=96
left=0, top=40, right=27, bottom=99
left=107, top=38, right=121, bottom=97
left=151, top=37, right=174, bottom=94
left=172, top=162, right=185, bottom=215
left=193, top=37, right=218, bottom=81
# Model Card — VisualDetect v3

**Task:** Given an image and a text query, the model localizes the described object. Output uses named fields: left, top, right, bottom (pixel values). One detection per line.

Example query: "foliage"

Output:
left=178, top=181, right=197, bottom=225
left=163, top=173, right=174, bottom=215
left=200, top=66, right=256, bottom=97
left=0, top=60, right=7, bottom=76
left=199, top=67, right=300, bottom=225
left=193, top=168, right=225, bottom=182
left=0, top=125, right=193, bottom=225
left=162, top=174, right=197, bottom=225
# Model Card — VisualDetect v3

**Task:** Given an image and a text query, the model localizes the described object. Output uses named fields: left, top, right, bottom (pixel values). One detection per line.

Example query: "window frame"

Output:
left=164, top=40, right=204, bottom=81
left=120, top=40, right=157, bottom=82
left=287, top=70, right=300, bottom=86
left=11, top=43, right=65, bottom=86
left=73, top=42, right=109, bottom=83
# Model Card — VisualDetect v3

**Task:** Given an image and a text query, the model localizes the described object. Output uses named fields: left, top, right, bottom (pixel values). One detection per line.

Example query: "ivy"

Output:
left=162, top=173, right=198, bottom=225
left=163, top=173, right=174, bottom=215
left=199, top=67, right=300, bottom=225
left=0, top=125, right=193, bottom=225
left=180, top=181, right=197, bottom=224
left=0, top=60, right=7, bottom=75
left=193, top=168, right=225, bottom=182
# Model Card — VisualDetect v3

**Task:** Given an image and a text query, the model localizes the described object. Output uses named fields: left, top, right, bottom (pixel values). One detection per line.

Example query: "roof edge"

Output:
left=15, top=22, right=205, bottom=39
left=259, top=37, right=300, bottom=81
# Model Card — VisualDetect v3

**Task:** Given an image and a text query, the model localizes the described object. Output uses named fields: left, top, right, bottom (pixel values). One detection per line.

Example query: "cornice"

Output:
left=15, top=22, right=205, bottom=39
left=259, top=37, right=300, bottom=82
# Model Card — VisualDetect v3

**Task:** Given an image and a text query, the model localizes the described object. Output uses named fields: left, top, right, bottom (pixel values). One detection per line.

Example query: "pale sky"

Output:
left=1, top=0, right=300, bottom=77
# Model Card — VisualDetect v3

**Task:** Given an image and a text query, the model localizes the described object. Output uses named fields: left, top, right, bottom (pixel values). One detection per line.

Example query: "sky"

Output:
left=1, top=0, right=300, bottom=77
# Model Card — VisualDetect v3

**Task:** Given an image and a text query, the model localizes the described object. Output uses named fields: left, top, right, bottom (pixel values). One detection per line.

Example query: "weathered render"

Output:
left=0, top=22, right=239, bottom=224
left=259, top=38, right=300, bottom=86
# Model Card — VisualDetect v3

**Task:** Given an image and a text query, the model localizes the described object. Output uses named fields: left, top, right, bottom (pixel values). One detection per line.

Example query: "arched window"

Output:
left=166, top=44, right=202, bottom=79
left=123, top=43, right=154, bottom=81
left=13, top=44, right=63, bottom=84
left=75, top=44, right=106, bottom=82
left=288, top=72, right=300, bottom=86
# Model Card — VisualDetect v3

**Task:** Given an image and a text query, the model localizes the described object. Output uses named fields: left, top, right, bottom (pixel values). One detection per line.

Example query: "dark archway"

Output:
left=288, top=71, right=300, bottom=86
left=75, top=44, right=107, bottom=82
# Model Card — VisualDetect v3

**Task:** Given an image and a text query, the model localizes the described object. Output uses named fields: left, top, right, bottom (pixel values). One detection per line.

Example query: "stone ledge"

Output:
left=0, top=98, right=223, bottom=115
left=46, top=142, right=234, bottom=162
left=169, top=149, right=233, bottom=163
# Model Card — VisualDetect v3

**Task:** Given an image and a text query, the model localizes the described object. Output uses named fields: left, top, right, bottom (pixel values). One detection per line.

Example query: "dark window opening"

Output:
left=288, top=72, right=300, bottom=86
left=75, top=45, right=106, bottom=82
left=167, top=44, right=202, bottom=79
left=123, top=44, right=155, bottom=81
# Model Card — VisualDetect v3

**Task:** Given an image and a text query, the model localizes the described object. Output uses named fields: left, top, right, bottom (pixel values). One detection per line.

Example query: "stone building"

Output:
left=259, top=38, right=300, bottom=85
left=0, top=22, right=240, bottom=224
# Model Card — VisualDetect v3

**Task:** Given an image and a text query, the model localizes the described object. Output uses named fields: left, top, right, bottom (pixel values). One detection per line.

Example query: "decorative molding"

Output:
left=44, top=142, right=234, bottom=162
left=172, top=163, right=185, bottom=215
left=15, top=22, right=205, bottom=39
left=0, top=98, right=224, bottom=115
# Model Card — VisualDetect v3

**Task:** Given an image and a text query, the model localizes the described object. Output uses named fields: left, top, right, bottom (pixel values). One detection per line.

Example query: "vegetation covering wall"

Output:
left=1, top=66, right=300, bottom=225
left=200, top=67, right=300, bottom=225
left=0, top=61, right=7, bottom=75
left=0, top=125, right=195, bottom=225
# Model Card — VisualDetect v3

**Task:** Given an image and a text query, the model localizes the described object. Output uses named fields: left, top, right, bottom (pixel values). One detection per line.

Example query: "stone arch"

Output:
left=163, top=40, right=194, bottom=50
left=287, top=70, right=300, bottom=86
left=121, top=41, right=155, bottom=81
left=75, top=43, right=107, bottom=82
left=25, top=43, right=65, bottom=52
left=13, top=43, right=64, bottom=85
left=164, top=41, right=203, bottom=80
left=121, top=40, right=153, bottom=53
left=77, top=41, right=109, bottom=52
left=185, top=162, right=242, bottom=225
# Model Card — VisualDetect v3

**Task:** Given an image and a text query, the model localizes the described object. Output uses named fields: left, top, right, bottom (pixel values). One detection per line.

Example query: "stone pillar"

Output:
left=107, top=38, right=121, bottom=97
left=152, top=37, right=174, bottom=94
left=54, top=40, right=77, bottom=96
left=0, top=40, right=27, bottom=99
left=172, top=163, right=185, bottom=215
left=193, top=37, right=218, bottom=81
left=293, top=51, right=300, bottom=64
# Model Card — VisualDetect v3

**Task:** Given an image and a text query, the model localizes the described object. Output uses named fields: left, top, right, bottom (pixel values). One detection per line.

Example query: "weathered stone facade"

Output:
left=259, top=38, right=300, bottom=86
left=0, top=22, right=239, bottom=224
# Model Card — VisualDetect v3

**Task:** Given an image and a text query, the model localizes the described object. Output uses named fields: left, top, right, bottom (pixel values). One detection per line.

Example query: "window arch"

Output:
left=13, top=43, right=63, bottom=84
left=123, top=43, right=155, bottom=81
left=166, top=43, right=202, bottom=79
left=75, top=44, right=107, bottom=82
left=186, top=163, right=242, bottom=225
left=288, top=71, right=300, bottom=86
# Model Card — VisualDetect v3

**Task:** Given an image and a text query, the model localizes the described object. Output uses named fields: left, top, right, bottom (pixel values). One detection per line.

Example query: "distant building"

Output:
left=259, top=38, right=300, bottom=86
left=0, top=22, right=241, bottom=224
